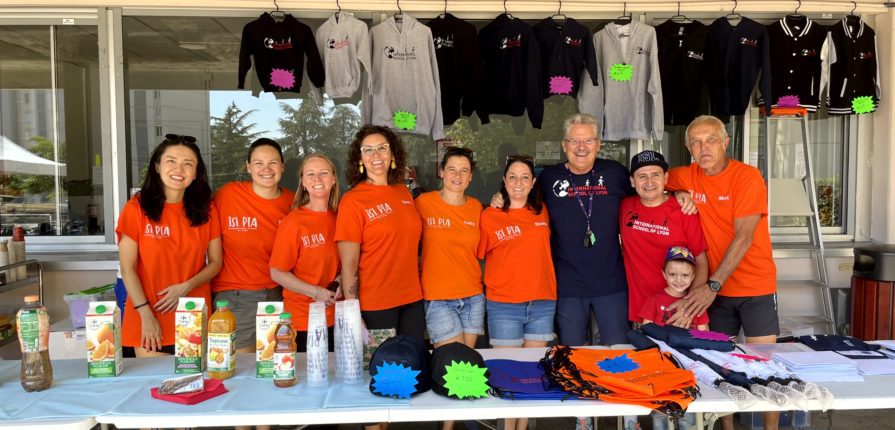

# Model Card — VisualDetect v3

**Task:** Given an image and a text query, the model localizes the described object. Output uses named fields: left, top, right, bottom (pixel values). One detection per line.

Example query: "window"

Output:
left=0, top=24, right=104, bottom=237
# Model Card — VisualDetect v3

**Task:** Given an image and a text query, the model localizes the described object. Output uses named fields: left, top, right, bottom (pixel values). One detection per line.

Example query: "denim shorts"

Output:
left=424, top=294, right=486, bottom=344
left=486, top=299, right=556, bottom=347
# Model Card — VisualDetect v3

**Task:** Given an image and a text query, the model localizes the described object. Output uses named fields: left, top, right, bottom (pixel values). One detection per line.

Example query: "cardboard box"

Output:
left=85, top=301, right=122, bottom=377
left=255, top=301, right=283, bottom=378
left=174, top=298, right=206, bottom=374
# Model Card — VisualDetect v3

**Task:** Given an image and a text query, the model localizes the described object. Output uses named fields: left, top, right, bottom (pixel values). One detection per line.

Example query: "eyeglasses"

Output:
left=165, top=133, right=197, bottom=144
left=505, top=154, right=534, bottom=166
left=563, top=138, right=598, bottom=146
left=360, top=144, right=390, bottom=157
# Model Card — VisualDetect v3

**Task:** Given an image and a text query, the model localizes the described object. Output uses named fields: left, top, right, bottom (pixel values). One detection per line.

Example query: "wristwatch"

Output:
left=707, top=280, right=722, bottom=293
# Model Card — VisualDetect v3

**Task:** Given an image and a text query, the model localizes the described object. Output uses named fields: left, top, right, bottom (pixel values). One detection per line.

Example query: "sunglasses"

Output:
left=505, top=154, right=534, bottom=166
left=165, top=133, right=197, bottom=144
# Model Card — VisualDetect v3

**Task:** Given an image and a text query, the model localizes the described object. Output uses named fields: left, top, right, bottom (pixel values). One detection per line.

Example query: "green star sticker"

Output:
left=609, top=63, right=634, bottom=82
left=442, top=360, right=489, bottom=399
left=393, top=111, right=417, bottom=130
left=851, top=96, right=875, bottom=114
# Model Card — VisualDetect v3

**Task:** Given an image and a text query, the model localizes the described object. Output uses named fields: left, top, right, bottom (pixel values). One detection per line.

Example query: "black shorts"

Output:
left=361, top=300, right=425, bottom=339
left=708, top=293, right=779, bottom=337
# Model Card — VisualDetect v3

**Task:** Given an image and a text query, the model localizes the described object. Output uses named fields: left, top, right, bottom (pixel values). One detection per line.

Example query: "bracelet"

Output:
left=133, top=301, right=149, bottom=310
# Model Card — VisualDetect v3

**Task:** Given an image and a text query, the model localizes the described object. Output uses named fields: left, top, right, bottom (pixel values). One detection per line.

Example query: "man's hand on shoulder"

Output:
left=490, top=192, right=504, bottom=208
left=674, top=190, right=698, bottom=215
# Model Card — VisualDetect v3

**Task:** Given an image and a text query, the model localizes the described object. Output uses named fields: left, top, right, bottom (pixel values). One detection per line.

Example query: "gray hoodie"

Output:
left=365, top=14, right=444, bottom=139
left=315, top=12, right=372, bottom=99
left=579, top=21, right=664, bottom=141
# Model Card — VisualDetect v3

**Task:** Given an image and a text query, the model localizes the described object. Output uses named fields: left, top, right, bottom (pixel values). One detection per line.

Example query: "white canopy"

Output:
left=0, top=135, right=66, bottom=176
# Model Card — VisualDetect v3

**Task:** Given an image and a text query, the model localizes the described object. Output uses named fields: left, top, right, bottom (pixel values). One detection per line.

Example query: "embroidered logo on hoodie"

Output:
left=384, top=46, right=417, bottom=60
left=499, top=34, right=523, bottom=49
left=739, top=37, right=758, bottom=48
left=434, top=35, right=455, bottom=49
left=564, top=36, right=583, bottom=47
left=635, top=46, right=651, bottom=55
left=264, top=37, right=293, bottom=50
left=687, top=50, right=704, bottom=61
left=327, top=36, right=351, bottom=49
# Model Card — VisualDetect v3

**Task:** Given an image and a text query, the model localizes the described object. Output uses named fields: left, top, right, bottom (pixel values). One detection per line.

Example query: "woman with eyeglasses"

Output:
left=270, top=154, right=340, bottom=352
left=335, top=125, right=425, bottom=342
left=417, top=147, right=484, bottom=352
left=116, top=134, right=222, bottom=356
left=211, top=138, right=296, bottom=353
left=477, top=155, right=556, bottom=430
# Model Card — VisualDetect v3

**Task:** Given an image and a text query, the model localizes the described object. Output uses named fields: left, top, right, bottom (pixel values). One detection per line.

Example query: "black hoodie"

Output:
left=238, top=13, right=325, bottom=93
left=532, top=17, right=599, bottom=99
left=479, top=14, right=543, bottom=128
left=426, top=14, right=486, bottom=126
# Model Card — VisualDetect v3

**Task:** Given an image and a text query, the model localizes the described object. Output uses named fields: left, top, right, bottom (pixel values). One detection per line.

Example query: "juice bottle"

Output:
left=17, top=295, right=52, bottom=392
left=273, top=312, right=297, bottom=388
left=207, top=300, right=236, bottom=380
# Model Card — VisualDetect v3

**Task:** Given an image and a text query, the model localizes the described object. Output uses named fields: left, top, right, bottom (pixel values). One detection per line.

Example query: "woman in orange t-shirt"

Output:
left=335, top=125, right=424, bottom=340
left=417, top=147, right=484, bottom=349
left=212, top=138, right=294, bottom=352
left=270, top=154, right=340, bottom=352
left=478, top=155, right=556, bottom=430
left=116, top=134, right=222, bottom=357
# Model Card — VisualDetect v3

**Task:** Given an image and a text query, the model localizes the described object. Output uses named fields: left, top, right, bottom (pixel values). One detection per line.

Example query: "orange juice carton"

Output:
left=255, top=301, right=283, bottom=378
left=175, top=298, right=206, bottom=374
left=85, top=301, right=122, bottom=377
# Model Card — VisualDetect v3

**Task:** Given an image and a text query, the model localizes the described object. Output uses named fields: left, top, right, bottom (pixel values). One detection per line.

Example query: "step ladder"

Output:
left=764, top=107, right=835, bottom=336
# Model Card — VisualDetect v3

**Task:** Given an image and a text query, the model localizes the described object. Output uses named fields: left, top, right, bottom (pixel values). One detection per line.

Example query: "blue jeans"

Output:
left=486, top=300, right=556, bottom=346
left=650, top=410, right=697, bottom=430
left=424, top=294, right=486, bottom=344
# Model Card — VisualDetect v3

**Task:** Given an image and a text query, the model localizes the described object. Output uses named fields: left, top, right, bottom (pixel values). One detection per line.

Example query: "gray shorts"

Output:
left=214, top=287, right=283, bottom=349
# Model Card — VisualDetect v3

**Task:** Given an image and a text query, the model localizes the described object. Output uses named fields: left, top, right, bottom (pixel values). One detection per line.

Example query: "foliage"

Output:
left=4, top=136, right=64, bottom=198
left=209, top=102, right=264, bottom=189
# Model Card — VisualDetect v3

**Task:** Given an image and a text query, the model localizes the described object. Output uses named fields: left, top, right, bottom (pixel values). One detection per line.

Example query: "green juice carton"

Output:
left=255, top=301, right=283, bottom=378
left=86, top=301, right=122, bottom=377
left=174, top=298, right=206, bottom=374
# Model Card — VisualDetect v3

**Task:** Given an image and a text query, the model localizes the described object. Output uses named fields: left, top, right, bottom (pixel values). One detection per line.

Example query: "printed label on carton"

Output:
left=273, top=352, right=296, bottom=380
left=86, top=301, right=122, bottom=378
left=175, top=298, right=206, bottom=374
left=207, top=331, right=235, bottom=372
left=255, top=302, right=283, bottom=378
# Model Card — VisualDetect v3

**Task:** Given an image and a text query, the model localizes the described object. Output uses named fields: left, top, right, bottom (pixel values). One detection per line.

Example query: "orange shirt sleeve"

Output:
left=732, top=166, right=769, bottom=218
left=666, top=166, right=690, bottom=192
left=476, top=213, right=492, bottom=260
left=334, top=196, right=364, bottom=243
left=208, top=205, right=222, bottom=240
left=115, top=198, right=143, bottom=244
left=270, top=212, right=302, bottom=272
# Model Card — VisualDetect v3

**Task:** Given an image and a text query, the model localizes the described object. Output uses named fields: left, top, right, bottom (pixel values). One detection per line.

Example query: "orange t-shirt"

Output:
left=667, top=160, right=777, bottom=297
left=212, top=181, right=294, bottom=292
left=269, top=207, right=339, bottom=331
left=416, top=191, right=484, bottom=301
left=335, top=183, right=423, bottom=311
left=477, top=207, right=557, bottom=303
left=115, top=197, right=221, bottom=347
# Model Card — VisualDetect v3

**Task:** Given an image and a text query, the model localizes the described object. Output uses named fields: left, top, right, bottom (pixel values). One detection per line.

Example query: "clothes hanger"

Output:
left=614, top=2, right=632, bottom=25
left=787, top=0, right=807, bottom=21
left=394, top=0, right=403, bottom=22
left=437, top=0, right=448, bottom=18
left=670, top=2, right=692, bottom=23
left=551, top=0, right=568, bottom=25
left=725, top=0, right=742, bottom=24
left=846, top=1, right=861, bottom=24
left=269, top=0, right=286, bottom=21
left=335, top=0, right=343, bottom=23
left=503, top=0, right=513, bottom=20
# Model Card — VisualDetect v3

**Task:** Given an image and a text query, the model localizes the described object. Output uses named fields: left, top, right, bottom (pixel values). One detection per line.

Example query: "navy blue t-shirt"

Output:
left=538, top=160, right=633, bottom=298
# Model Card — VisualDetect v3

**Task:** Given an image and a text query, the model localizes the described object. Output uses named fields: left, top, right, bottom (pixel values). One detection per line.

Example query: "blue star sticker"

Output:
left=597, top=354, right=640, bottom=374
left=371, top=361, right=421, bottom=399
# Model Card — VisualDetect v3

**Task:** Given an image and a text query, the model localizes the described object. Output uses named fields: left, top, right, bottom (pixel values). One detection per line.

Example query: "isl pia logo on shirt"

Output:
left=143, top=223, right=171, bottom=239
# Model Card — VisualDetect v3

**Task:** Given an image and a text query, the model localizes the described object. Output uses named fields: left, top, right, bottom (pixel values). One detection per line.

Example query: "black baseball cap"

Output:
left=630, top=150, right=669, bottom=175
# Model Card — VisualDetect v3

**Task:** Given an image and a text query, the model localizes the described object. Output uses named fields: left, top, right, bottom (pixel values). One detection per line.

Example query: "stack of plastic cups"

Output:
left=334, top=299, right=364, bottom=384
left=306, top=302, right=329, bottom=387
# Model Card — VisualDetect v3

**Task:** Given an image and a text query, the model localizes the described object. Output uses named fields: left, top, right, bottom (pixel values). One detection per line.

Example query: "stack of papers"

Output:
left=771, top=351, right=863, bottom=382
left=855, top=359, right=895, bottom=376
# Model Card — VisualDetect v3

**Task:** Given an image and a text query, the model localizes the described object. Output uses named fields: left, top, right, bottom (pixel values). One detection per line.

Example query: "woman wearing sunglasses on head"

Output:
left=211, top=138, right=295, bottom=353
left=477, top=155, right=557, bottom=430
left=335, top=125, right=425, bottom=343
left=116, top=134, right=222, bottom=357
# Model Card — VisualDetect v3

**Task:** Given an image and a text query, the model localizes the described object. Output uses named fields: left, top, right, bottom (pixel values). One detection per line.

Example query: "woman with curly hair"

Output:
left=335, top=125, right=424, bottom=340
left=116, top=134, right=222, bottom=356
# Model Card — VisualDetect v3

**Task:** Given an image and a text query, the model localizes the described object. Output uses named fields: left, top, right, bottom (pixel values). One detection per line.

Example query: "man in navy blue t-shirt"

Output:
left=538, top=113, right=633, bottom=346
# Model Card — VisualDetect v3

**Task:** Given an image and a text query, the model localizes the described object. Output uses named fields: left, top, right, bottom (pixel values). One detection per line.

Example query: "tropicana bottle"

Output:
left=206, top=300, right=236, bottom=380
left=17, top=295, right=52, bottom=391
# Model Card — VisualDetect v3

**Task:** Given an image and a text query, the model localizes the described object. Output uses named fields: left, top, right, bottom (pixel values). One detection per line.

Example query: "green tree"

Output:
left=278, top=96, right=328, bottom=159
left=7, top=136, right=63, bottom=197
left=210, top=102, right=264, bottom=189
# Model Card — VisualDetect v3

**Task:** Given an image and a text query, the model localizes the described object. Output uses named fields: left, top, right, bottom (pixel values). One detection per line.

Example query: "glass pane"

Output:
left=1, top=25, right=101, bottom=237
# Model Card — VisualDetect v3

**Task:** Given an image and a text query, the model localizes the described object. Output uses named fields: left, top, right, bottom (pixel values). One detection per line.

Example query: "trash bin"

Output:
left=851, top=244, right=895, bottom=340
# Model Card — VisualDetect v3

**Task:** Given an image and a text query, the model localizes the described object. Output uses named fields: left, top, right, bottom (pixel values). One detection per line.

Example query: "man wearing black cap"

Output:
left=620, top=150, right=709, bottom=329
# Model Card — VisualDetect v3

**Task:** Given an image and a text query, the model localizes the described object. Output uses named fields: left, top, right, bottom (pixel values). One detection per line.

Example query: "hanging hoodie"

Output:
left=315, top=12, right=372, bottom=99
left=532, top=17, right=599, bottom=99
left=764, top=15, right=830, bottom=111
left=704, top=17, right=772, bottom=116
left=579, top=21, right=664, bottom=141
left=426, top=13, right=486, bottom=126
left=365, top=14, right=445, bottom=139
left=655, top=20, right=709, bottom=125
left=479, top=14, right=543, bottom=128
left=238, top=13, right=325, bottom=94
left=827, top=17, right=880, bottom=115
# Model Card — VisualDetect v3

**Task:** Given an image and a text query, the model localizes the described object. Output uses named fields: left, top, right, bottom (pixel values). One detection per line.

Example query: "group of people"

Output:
left=116, top=113, right=780, bottom=430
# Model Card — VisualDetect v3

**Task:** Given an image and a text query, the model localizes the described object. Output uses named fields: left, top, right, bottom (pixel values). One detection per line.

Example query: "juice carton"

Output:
left=86, top=301, right=122, bottom=377
left=255, top=301, right=283, bottom=378
left=175, top=298, right=207, bottom=374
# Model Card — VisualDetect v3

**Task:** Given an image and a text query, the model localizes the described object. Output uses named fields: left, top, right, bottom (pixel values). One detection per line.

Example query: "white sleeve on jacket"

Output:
left=428, top=31, right=445, bottom=140
left=819, top=32, right=831, bottom=105
left=875, top=35, right=882, bottom=98
left=647, top=28, right=664, bottom=140
left=577, top=32, right=605, bottom=138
